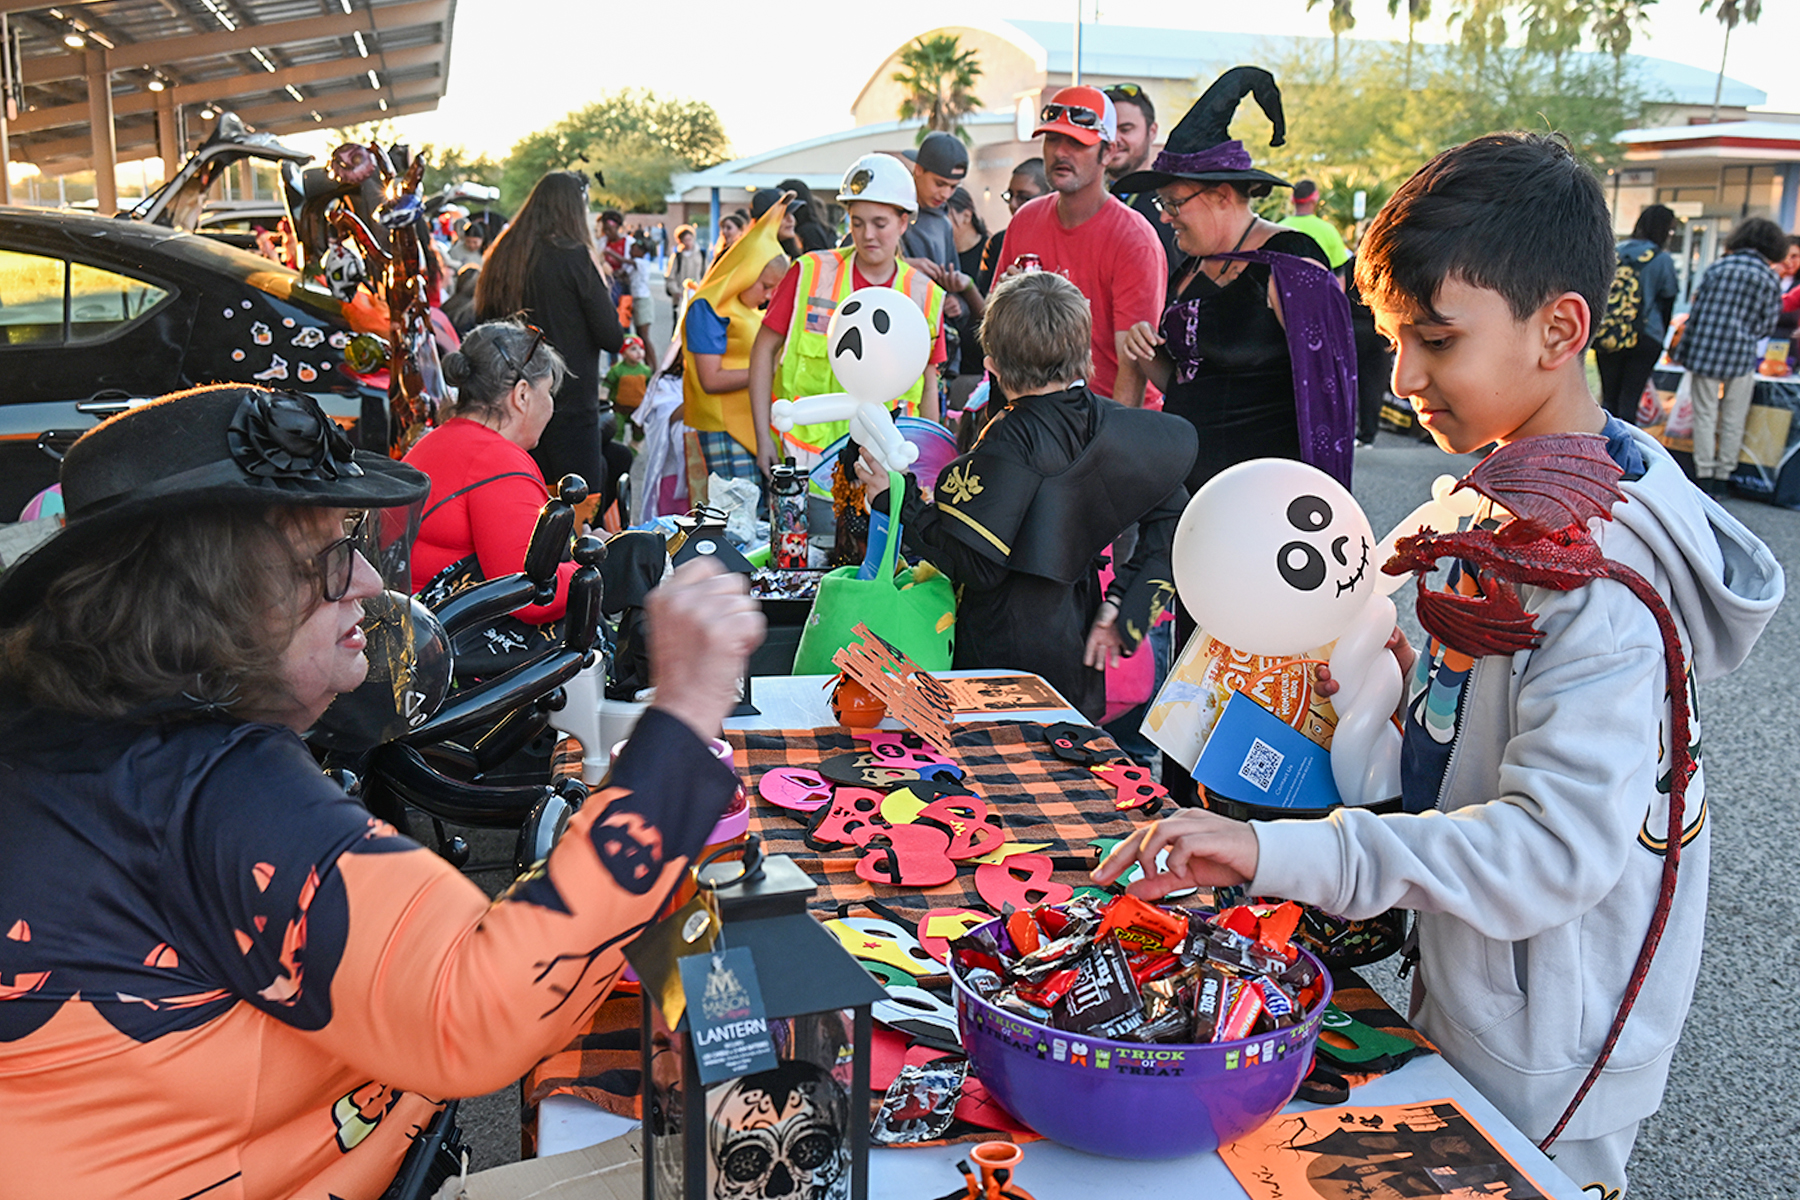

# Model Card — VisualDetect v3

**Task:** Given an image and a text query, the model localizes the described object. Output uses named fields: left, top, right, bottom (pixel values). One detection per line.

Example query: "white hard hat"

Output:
left=837, top=153, right=918, bottom=213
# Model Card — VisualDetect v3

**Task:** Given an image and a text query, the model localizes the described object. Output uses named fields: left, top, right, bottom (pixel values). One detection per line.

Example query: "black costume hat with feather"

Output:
left=1114, top=65, right=1291, bottom=194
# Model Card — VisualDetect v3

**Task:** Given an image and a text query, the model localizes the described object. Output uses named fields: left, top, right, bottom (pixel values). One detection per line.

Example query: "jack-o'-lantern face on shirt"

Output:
left=593, top=805, right=666, bottom=895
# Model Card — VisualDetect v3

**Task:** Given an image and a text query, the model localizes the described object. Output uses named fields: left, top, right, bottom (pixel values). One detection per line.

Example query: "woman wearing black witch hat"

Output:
left=1115, top=66, right=1357, bottom=498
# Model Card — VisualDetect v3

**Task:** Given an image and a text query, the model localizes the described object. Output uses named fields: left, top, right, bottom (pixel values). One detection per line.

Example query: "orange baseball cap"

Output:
left=1033, top=85, right=1117, bottom=146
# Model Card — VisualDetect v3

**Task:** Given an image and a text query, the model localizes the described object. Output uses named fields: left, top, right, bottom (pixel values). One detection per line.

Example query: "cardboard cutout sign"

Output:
left=832, top=625, right=957, bottom=757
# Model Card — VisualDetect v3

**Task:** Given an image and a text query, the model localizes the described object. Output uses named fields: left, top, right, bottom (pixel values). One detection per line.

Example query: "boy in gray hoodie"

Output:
left=1096, top=133, right=1784, bottom=1196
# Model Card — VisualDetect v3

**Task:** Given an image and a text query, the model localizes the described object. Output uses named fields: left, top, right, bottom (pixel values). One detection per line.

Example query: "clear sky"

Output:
left=367, top=0, right=1797, bottom=165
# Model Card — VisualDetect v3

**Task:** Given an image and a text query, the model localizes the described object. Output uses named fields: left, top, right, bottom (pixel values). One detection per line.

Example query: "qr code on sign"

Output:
left=1239, top=738, right=1283, bottom=792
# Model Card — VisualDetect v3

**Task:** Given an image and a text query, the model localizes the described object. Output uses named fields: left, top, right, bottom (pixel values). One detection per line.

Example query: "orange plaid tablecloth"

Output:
left=525, top=720, right=1152, bottom=1128
left=728, top=720, right=1149, bottom=924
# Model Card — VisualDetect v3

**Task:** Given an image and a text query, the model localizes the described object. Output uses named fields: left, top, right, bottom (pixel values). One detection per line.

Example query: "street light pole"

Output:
left=1072, top=0, right=1083, bottom=86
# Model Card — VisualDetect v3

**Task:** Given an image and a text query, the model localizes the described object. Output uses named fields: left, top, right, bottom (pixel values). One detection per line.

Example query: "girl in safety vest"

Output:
left=679, top=201, right=790, bottom=482
left=748, top=153, right=948, bottom=476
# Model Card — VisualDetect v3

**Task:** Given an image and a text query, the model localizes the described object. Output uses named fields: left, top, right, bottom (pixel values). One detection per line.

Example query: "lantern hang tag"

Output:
left=678, top=945, right=779, bottom=1085
left=621, top=885, right=720, bottom=1029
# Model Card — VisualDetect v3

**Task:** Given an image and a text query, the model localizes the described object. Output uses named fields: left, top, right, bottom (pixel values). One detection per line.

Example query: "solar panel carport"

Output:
left=0, top=0, right=455, bottom=209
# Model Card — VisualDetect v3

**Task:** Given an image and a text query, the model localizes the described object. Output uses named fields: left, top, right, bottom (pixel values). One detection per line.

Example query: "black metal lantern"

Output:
left=627, top=837, right=885, bottom=1200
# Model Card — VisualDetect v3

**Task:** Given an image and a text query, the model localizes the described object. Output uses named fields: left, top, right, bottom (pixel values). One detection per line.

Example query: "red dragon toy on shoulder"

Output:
left=1384, top=432, right=1694, bottom=1150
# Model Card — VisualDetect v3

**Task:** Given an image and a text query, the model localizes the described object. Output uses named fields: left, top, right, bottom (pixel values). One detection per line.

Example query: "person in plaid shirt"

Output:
left=1672, top=217, right=1788, bottom=495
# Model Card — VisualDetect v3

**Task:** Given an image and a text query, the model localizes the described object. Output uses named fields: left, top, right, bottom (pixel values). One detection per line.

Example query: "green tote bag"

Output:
left=791, top=472, right=956, bottom=674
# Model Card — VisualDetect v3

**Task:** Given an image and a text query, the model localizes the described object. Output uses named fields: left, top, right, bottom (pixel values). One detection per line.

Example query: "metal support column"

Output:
left=156, top=88, right=179, bottom=184
left=86, top=45, right=116, bottom=214
left=709, top=186, right=720, bottom=243
left=1779, top=163, right=1800, bottom=233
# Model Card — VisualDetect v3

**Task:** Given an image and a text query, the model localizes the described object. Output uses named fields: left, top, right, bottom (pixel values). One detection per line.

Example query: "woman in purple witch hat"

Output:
left=1115, top=65, right=1356, bottom=495
left=1116, top=66, right=1357, bottom=804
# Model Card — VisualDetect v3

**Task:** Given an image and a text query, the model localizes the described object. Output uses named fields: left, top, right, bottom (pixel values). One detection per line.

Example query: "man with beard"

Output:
left=997, top=86, right=1166, bottom=408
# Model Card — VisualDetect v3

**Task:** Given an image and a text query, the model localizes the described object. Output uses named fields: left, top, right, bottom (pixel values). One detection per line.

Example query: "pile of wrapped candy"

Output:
left=749, top=567, right=823, bottom=602
left=950, top=895, right=1326, bottom=1044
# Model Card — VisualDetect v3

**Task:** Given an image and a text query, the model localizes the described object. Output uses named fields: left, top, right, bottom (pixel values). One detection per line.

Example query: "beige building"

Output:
left=1609, top=118, right=1800, bottom=298
left=669, top=18, right=1777, bottom=243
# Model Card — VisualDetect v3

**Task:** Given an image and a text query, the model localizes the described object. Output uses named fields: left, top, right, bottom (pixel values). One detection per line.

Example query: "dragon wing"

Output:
left=1453, top=434, right=1626, bottom=529
left=1416, top=575, right=1542, bottom=657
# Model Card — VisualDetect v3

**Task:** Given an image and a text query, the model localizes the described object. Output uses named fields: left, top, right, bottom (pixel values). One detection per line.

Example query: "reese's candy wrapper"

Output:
left=1098, top=894, right=1190, bottom=953
left=1053, top=934, right=1141, bottom=1032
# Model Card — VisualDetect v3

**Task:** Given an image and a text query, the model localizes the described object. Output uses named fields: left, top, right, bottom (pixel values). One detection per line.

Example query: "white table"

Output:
left=728, top=670, right=1086, bottom=732
left=539, top=1054, right=1582, bottom=1198
left=542, top=670, right=1582, bottom=1197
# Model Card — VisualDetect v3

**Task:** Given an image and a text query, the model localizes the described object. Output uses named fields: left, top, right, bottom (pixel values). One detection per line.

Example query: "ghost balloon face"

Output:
left=1172, top=458, right=1377, bottom=657
left=827, top=286, right=930, bottom=404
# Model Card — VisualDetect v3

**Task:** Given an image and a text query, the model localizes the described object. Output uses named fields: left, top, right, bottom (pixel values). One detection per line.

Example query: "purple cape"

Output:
left=1160, top=249, right=1357, bottom=487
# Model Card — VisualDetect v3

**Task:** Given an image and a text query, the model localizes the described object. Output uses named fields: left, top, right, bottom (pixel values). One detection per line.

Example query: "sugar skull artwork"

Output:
left=707, top=1059, right=851, bottom=1200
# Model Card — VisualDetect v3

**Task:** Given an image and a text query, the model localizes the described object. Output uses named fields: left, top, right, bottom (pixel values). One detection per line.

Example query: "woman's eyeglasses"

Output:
left=1040, top=103, right=1101, bottom=129
left=313, top=510, right=369, bottom=603
left=496, top=322, right=547, bottom=390
left=1151, top=190, right=1207, bottom=216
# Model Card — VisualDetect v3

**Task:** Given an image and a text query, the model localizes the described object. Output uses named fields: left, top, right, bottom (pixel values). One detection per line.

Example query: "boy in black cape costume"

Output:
left=857, top=272, right=1196, bottom=721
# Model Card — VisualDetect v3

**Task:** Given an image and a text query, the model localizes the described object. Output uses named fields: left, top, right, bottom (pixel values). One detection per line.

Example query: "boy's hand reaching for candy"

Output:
left=1091, top=809, right=1261, bottom=899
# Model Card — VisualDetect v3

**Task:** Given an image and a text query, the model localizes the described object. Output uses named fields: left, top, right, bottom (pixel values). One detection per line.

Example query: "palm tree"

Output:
left=1700, top=0, right=1763, bottom=121
left=892, top=34, right=985, bottom=145
left=1523, top=0, right=1589, bottom=82
left=1590, top=0, right=1657, bottom=85
left=1386, top=0, right=1432, bottom=89
left=1306, top=0, right=1358, bottom=76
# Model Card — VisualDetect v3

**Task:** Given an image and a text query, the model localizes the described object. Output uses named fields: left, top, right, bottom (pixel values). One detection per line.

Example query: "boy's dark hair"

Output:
left=1724, top=217, right=1790, bottom=264
left=1355, top=132, right=1613, bottom=328
left=600, top=208, right=624, bottom=225
left=1630, top=203, right=1677, bottom=250
left=1011, top=157, right=1049, bottom=193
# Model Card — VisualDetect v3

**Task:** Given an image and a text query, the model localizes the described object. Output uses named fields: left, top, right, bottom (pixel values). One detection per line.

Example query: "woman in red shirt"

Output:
left=404, top=319, right=576, bottom=671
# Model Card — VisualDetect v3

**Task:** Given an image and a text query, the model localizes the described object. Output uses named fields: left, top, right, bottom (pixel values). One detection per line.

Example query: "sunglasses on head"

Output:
left=1104, top=82, right=1145, bottom=99
left=1041, top=103, right=1101, bottom=129
left=495, top=322, right=547, bottom=390
left=313, top=510, right=369, bottom=603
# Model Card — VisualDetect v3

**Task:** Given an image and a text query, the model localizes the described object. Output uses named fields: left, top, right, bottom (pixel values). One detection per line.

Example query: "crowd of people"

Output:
left=3, top=54, right=1795, bottom=1200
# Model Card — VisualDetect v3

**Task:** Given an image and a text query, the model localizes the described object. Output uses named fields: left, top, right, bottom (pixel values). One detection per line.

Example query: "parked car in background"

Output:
left=0, top=206, right=378, bottom=519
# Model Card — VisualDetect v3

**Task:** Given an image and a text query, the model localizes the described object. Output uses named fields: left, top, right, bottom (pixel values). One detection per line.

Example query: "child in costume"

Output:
left=750, top=153, right=949, bottom=476
left=856, top=271, right=1194, bottom=721
left=679, top=203, right=790, bottom=482
left=602, top=335, right=653, bottom=428
left=1097, top=133, right=1784, bottom=1195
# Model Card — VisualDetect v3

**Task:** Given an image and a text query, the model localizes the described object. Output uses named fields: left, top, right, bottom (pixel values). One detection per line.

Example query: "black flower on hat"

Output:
left=227, top=390, right=364, bottom=481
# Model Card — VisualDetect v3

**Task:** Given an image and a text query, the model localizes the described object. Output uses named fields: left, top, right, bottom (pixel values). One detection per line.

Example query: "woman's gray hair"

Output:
left=440, top=318, right=568, bottom=420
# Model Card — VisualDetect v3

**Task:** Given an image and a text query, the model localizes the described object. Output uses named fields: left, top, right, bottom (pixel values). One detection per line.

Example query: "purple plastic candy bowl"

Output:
left=952, top=928, right=1333, bottom=1160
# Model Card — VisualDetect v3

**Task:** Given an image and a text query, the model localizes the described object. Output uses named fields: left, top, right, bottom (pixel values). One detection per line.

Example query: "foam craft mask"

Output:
left=769, top=285, right=931, bottom=475
left=1172, top=458, right=1377, bottom=658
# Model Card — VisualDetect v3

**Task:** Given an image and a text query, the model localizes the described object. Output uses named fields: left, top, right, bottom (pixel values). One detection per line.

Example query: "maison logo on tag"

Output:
left=700, top=958, right=754, bottom=1022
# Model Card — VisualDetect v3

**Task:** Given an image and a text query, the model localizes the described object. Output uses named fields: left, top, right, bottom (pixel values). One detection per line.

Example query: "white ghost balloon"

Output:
left=1172, top=459, right=1401, bottom=806
left=769, top=286, right=931, bottom=473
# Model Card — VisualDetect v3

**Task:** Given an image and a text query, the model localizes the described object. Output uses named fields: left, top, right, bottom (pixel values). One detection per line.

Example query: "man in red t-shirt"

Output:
left=996, top=86, right=1167, bottom=407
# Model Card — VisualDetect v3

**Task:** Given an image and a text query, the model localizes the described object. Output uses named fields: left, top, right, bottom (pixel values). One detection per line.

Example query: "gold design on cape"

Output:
left=941, top=464, right=983, bottom=504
